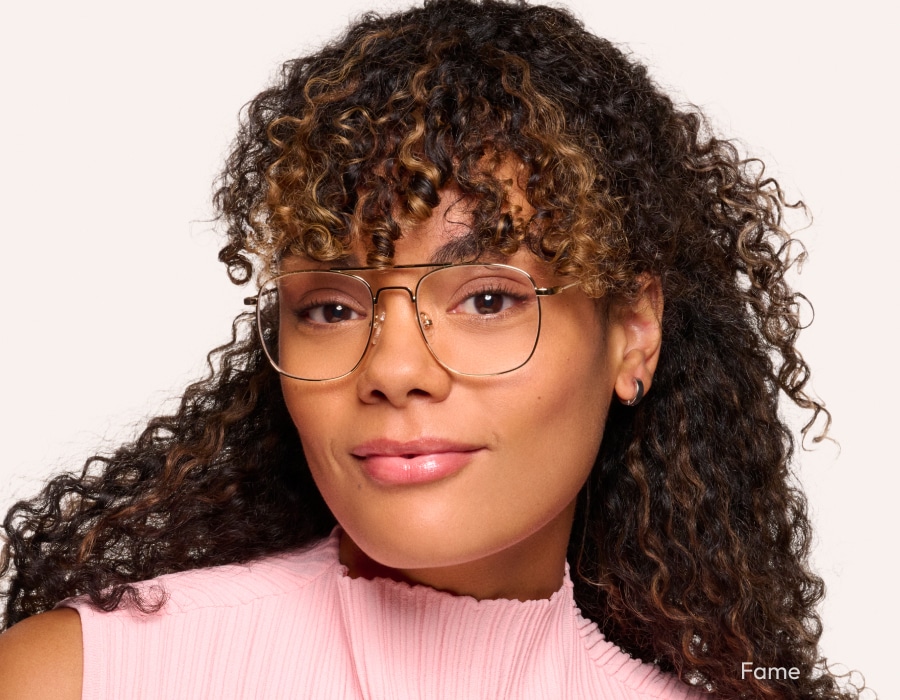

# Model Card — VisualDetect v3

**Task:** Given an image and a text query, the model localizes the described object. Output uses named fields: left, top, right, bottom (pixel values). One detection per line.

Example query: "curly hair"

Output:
left=1, top=1, right=866, bottom=698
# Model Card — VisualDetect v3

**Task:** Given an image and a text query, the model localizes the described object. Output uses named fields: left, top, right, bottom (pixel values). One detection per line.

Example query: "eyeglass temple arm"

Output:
left=535, top=282, right=579, bottom=297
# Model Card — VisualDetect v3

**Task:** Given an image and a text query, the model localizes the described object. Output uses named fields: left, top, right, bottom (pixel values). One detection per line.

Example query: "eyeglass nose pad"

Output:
left=371, top=311, right=387, bottom=346
left=419, top=311, right=433, bottom=331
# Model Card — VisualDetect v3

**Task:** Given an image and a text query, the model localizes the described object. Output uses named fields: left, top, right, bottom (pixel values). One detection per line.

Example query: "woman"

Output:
left=0, top=0, right=870, bottom=698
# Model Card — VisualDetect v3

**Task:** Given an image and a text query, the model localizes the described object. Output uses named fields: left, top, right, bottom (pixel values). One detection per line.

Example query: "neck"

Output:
left=338, top=504, right=575, bottom=602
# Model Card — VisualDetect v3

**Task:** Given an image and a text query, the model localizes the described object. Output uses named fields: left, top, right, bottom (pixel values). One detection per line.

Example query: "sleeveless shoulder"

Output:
left=0, top=608, right=82, bottom=700
left=130, top=531, right=338, bottom=615
left=61, top=532, right=346, bottom=699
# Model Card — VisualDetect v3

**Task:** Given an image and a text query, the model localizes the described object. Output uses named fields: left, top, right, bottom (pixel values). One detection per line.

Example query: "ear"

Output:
left=609, top=276, right=663, bottom=404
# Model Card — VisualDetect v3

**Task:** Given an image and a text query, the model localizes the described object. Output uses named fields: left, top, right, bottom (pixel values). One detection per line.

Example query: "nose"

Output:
left=369, top=285, right=416, bottom=348
left=356, top=287, right=452, bottom=406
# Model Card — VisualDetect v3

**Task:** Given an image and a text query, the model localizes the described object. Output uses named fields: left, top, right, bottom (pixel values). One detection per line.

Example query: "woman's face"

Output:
left=280, top=189, right=660, bottom=601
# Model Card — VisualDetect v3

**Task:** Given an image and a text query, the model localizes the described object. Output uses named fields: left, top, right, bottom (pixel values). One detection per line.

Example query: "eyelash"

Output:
left=454, top=283, right=530, bottom=314
left=294, top=295, right=367, bottom=324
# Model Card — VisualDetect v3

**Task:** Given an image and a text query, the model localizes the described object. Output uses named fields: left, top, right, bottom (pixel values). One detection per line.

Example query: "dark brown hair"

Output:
left=1, top=1, right=867, bottom=698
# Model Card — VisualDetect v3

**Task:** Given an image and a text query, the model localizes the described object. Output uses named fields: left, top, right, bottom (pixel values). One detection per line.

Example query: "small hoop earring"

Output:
left=622, top=378, right=644, bottom=406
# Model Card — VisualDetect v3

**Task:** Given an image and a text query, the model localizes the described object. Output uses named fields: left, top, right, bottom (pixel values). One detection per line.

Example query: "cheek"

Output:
left=527, top=311, right=611, bottom=435
left=531, top=384, right=606, bottom=474
left=280, top=379, right=341, bottom=469
left=488, top=315, right=612, bottom=502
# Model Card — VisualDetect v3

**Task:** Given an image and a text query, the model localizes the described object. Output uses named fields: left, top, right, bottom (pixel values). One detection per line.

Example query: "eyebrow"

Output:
left=333, top=229, right=500, bottom=268
left=430, top=231, right=483, bottom=264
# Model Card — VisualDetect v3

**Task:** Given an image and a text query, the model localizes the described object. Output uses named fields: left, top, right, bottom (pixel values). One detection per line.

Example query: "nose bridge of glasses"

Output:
left=371, top=285, right=416, bottom=306
left=369, top=285, right=424, bottom=347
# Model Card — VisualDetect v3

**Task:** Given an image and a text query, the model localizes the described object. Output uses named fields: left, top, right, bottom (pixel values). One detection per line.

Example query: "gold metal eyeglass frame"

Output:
left=244, top=262, right=578, bottom=381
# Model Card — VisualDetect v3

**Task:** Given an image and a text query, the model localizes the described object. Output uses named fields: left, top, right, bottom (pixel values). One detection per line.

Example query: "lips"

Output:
left=351, top=438, right=483, bottom=485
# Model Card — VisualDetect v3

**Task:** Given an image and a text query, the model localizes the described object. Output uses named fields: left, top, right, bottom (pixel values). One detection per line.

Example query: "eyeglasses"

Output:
left=245, top=263, right=577, bottom=381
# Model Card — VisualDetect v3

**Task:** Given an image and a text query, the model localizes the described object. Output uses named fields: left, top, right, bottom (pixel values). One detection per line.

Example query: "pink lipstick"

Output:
left=351, top=439, right=482, bottom=486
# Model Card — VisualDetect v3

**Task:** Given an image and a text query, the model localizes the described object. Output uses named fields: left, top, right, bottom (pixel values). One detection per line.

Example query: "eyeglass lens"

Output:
left=257, top=265, right=542, bottom=380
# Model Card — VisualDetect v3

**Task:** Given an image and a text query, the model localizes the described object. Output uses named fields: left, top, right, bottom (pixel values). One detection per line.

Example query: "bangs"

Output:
left=243, top=16, right=629, bottom=297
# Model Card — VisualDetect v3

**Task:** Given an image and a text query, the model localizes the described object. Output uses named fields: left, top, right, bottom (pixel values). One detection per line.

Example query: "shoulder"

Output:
left=68, top=534, right=342, bottom=698
left=144, top=531, right=341, bottom=615
left=0, top=608, right=83, bottom=700
left=59, top=532, right=340, bottom=629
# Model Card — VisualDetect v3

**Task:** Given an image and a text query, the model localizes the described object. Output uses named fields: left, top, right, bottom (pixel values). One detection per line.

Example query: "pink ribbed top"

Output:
left=64, top=529, right=703, bottom=699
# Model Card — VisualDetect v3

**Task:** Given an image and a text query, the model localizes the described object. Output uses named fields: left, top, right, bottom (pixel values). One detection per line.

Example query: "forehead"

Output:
left=370, top=191, right=478, bottom=266
left=282, top=169, right=539, bottom=270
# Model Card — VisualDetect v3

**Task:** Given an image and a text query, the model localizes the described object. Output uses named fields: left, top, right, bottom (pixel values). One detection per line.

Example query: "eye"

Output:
left=290, top=293, right=367, bottom=325
left=454, top=286, right=529, bottom=316
left=302, top=301, right=363, bottom=324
